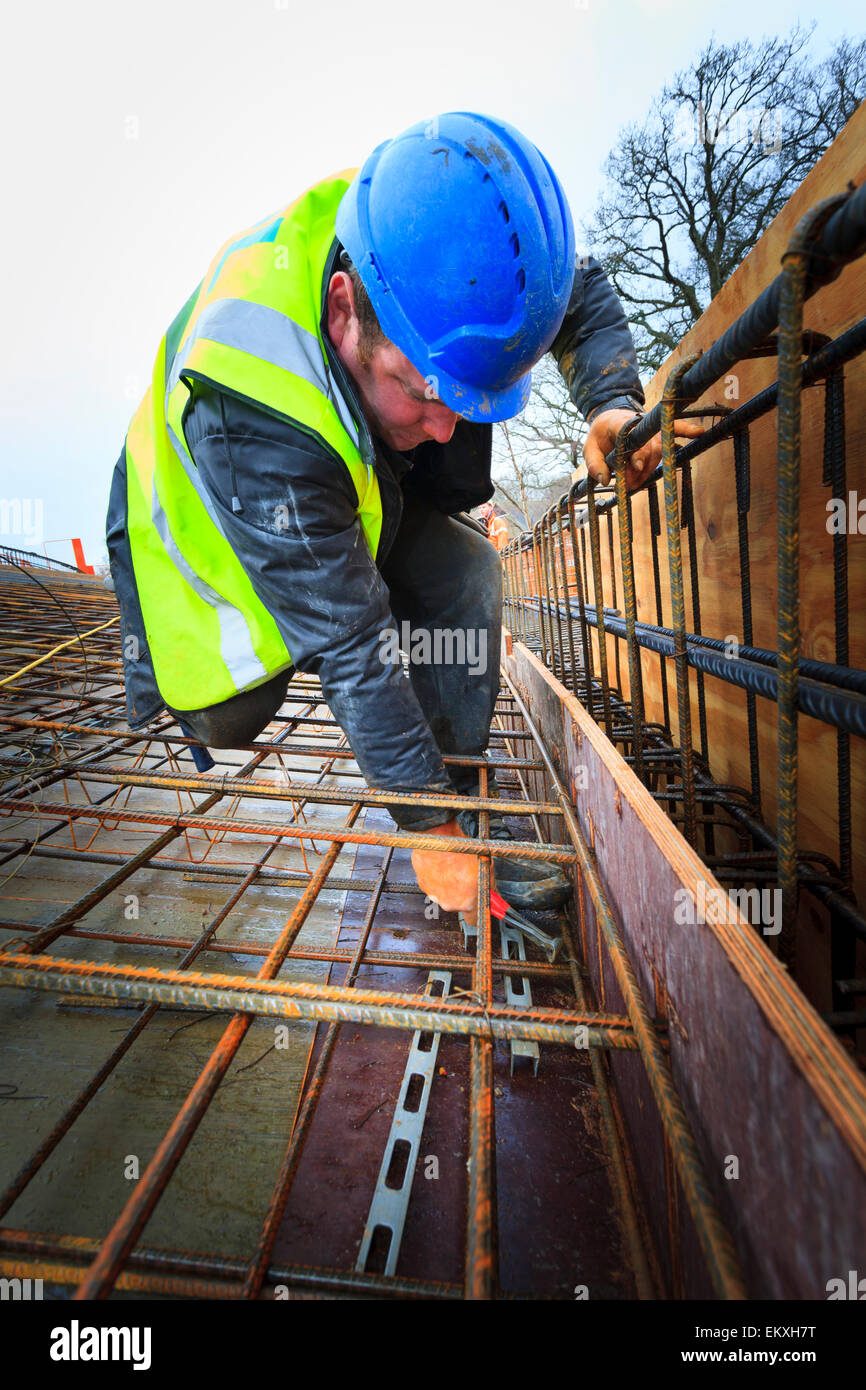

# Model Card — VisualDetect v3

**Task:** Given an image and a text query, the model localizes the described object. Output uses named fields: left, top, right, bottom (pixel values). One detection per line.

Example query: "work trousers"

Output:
left=169, top=489, right=503, bottom=804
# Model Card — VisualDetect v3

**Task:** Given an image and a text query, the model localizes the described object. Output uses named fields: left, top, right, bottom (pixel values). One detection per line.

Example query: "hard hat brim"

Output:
left=424, top=361, right=533, bottom=424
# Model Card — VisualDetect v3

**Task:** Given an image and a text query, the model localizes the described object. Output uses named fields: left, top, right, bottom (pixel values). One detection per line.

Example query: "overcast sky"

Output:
left=1, top=0, right=861, bottom=565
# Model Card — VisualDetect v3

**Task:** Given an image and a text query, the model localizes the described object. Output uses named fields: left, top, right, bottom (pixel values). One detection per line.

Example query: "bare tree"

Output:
left=584, top=26, right=866, bottom=372
left=491, top=355, right=584, bottom=527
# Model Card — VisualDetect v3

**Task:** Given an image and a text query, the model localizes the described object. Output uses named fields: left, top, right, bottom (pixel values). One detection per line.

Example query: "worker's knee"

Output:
left=169, top=669, right=293, bottom=748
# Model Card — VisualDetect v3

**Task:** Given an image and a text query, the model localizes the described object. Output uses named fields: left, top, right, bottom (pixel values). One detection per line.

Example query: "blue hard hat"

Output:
left=335, top=112, right=575, bottom=423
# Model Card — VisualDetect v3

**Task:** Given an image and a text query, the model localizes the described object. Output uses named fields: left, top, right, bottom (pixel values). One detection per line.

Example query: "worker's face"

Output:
left=352, top=340, right=461, bottom=452
left=327, top=272, right=460, bottom=452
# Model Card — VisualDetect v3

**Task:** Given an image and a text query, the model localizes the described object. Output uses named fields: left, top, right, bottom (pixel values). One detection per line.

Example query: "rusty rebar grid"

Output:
left=501, top=205, right=866, bottom=1034
left=0, top=557, right=752, bottom=1299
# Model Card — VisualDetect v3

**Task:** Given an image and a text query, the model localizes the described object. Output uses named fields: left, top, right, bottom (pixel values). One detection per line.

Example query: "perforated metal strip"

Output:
left=355, top=969, right=452, bottom=1277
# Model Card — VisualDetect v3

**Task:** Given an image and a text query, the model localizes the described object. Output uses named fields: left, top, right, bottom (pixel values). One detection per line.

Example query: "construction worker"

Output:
left=106, top=112, right=702, bottom=924
left=478, top=502, right=510, bottom=554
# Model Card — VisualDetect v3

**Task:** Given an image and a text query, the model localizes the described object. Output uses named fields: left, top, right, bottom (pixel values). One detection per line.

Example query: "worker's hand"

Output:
left=578, top=408, right=705, bottom=492
left=412, top=818, right=479, bottom=926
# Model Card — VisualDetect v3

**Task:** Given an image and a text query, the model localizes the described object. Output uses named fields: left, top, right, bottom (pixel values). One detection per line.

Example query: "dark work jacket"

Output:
left=106, top=248, right=643, bottom=826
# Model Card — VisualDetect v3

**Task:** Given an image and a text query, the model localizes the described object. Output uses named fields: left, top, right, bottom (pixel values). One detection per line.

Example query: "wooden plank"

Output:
left=507, top=639, right=866, bottom=1298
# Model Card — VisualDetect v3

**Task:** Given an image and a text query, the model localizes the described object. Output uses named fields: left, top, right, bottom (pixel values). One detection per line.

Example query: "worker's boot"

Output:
left=455, top=808, right=572, bottom=910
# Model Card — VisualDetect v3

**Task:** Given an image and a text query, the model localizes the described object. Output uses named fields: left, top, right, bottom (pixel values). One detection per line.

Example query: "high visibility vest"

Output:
left=124, top=173, right=382, bottom=712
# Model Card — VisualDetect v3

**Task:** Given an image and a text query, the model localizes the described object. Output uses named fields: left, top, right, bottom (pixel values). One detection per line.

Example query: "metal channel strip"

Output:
left=459, top=914, right=541, bottom=1076
left=500, top=924, right=541, bottom=1077
left=355, top=969, right=452, bottom=1277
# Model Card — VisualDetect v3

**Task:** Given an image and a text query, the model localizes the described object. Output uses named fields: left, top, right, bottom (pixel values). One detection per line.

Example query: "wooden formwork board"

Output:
left=506, top=639, right=866, bottom=1298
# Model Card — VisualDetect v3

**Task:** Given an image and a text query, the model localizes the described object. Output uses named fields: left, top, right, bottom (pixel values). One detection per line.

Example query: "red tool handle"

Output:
left=490, top=887, right=510, bottom=920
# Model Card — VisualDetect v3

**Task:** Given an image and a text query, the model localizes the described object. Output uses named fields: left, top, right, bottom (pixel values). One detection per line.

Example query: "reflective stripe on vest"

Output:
left=124, top=172, right=381, bottom=712
left=167, top=297, right=361, bottom=451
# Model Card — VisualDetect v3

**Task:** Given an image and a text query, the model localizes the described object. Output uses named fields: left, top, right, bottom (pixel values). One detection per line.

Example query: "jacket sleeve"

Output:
left=182, top=383, right=453, bottom=832
left=106, top=448, right=165, bottom=729
left=549, top=255, right=645, bottom=422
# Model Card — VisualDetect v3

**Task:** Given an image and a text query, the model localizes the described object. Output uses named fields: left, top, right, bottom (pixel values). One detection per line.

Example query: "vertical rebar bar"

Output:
left=568, top=491, right=596, bottom=721
left=466, top=765, right=497, bottom=1299
left=614, top=420, right=647, bottom=780
left=661, top=354, right=701, bottom=845
left=647, top=484, right=671, bottom=737
left=733, top=427, right=762, bottom=814
left=586, top=477, right=613, bottom=738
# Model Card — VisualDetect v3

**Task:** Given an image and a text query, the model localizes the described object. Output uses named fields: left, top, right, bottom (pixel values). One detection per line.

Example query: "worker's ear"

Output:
left=326, top=271, right=358, bottom=352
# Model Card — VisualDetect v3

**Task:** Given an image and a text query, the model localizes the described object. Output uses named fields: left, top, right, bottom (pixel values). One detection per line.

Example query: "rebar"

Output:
left=0, top=555, right=742, bottom=1300
left=501, top=185, right=866, bottom=1030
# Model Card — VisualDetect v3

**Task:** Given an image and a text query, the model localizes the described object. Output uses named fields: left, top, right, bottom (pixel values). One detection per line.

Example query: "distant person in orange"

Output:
left=477, top=502, right=510, bottom=553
